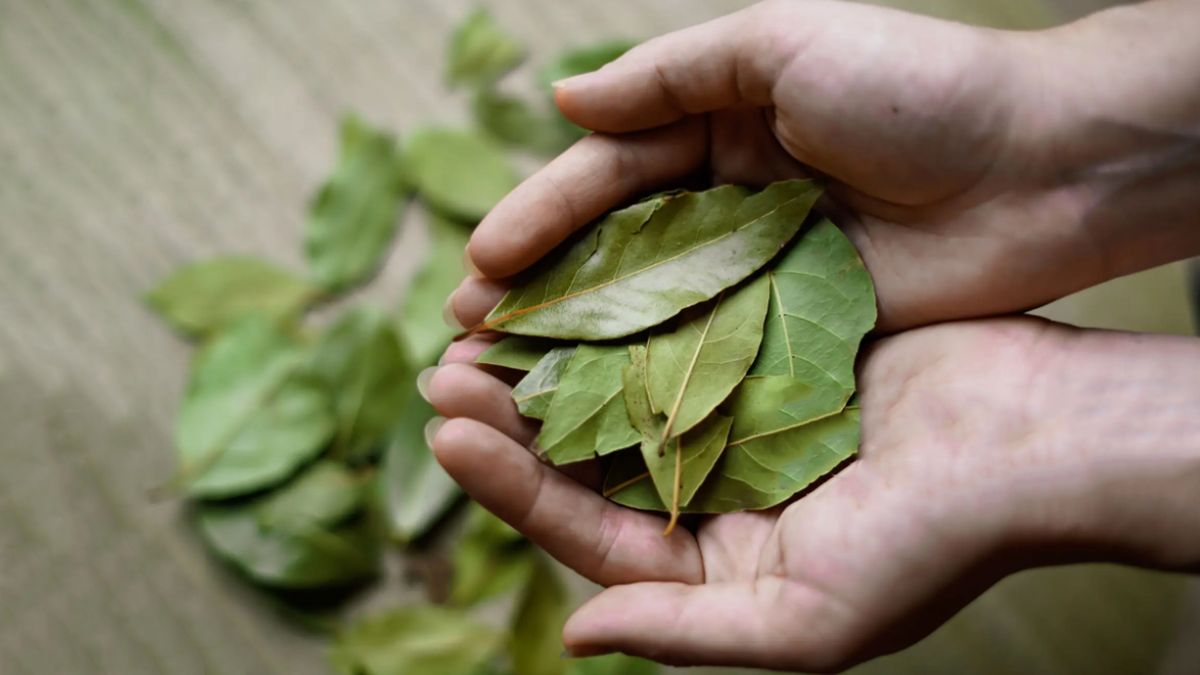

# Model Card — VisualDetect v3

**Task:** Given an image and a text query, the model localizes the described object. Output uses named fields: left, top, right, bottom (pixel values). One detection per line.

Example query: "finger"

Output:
left=466, top=119, right=707, bottom=279
left=563, top=579, right=855, bottom=672
left=553, top=4, right=790, bottom=133
left=427, top=364, right=538, bottom=446
left=439, top=335, right=496, bottom=366
left=447, top=277, right=508, bottom=330
left=432, top=417, right=703, bottom=586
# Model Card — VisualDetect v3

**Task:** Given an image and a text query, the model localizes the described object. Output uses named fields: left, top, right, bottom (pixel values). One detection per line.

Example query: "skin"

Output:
left=426, top=0, right=1200, bottom=670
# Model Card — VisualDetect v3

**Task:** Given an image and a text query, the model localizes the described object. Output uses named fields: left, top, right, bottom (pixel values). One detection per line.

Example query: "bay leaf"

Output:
left=536, top=40, right=637, bottom=92
left=724, top=371, right=851, bottom=444
left=144, top=256, right=316, bottom=338
left=750, top=217, right=876, bottom=389
left=256, top=460, right=365, bottom=531
left=537, top=344, right=639, bottom=464
left=311, top=307, right=410, bottom=462
left=399, top=212, right=471, bottom=367
left=177, top=317, right=335, bottom=498
left=569, top=654, right=660, bottom=675
left=446, top=8, right=524, bottom=88
left=381, top=382, right=461, bottom=543
left=618, top=345, right=730, bottom=523
left=451, top=504, right=534, bottom=607
left=476, top=335, right=561, bottom=372
left=305, top=115, right=408, bottom=292
left=511, top=346, right=574, bottom=420
left=510, top=557, right=570, bottom=675
left=645, top=274, right=769, bottom=443
left=197, top=463, right=380, bottom=589
left=405, top=127, right=521, bottom=222
left=330, top=605, right=504, bottom=675
left=483, top=180, right=821, bottom=340
left=471, top=89, right=574, bottom=156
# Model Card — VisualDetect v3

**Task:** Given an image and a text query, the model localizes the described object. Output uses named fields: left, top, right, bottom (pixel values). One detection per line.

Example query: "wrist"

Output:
left=1005, top=327, right=1200, bottom=571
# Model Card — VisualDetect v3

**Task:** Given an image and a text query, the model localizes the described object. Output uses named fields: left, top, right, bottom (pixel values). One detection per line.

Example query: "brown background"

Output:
left=1, top=0, right=1196, bottom=673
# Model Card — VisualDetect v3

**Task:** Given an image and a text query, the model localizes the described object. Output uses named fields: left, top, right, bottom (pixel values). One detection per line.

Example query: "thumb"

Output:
left=562, top=579, right=858, bottom=672
left=553, top=4, right=792, bottom=133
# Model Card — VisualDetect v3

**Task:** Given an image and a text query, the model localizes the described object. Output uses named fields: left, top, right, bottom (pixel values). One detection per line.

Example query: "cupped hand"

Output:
left=447, top=0, right=1111, bottom=333
left=426, top=318, right=1098, bottom=672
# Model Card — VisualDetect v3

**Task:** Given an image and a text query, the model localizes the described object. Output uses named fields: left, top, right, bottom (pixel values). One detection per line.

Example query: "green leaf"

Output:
left=311, top=307, right=411, bottom=462
left=483, top=180, right=821, bottom=340
left=537, top=344, right=639, bottom=464
left=405, top=127, right=521, bottom=222
left=569, top=654, right=659, bottom=675
left=451, top=504, right=534, bottom=607
left=610, top=345, right=732, bottom=522
left=330, top=605, right=504, bottom=675
left=471, top=89, right=575, bottom=156
left=399, top=213, right=471, bottom=367
left=645, top=274, right=770, bottom=442
left=510, top=346, right=575, bottom=420
left=510, top=558, right=570, bottom=675
left=536, top=40, right=636, bottom=92
left=724, top=371, right=851, bottom=445
left=305, top=115, right=407, bottom=292
left=177, top=317, right=335, bottom=498
left=446, top=9, right=524, bottom=88
left=750, top=217, right=877, bottom=389
left=476, top=335, right=562, bottom=372
left=144, top=257, right=316, bottom=338
left=197, top=463, right=379, bottom=588
left=381, top=385, right=461, bottom=542
left=256, top=460, right=365, bottom=530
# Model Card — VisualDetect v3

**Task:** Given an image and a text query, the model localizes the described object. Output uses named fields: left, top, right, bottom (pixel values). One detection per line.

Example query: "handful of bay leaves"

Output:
left=475, top=179, right=877, bottom=531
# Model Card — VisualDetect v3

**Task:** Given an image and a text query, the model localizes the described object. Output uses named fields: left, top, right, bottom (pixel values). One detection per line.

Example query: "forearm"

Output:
left=1014, top=0, right=1200, bottom=278
left=1016, top=327, right=1200, bottom=571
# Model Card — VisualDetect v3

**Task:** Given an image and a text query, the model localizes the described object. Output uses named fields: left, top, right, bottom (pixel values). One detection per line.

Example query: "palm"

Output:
left=429, top=319, right=1059, bottom=671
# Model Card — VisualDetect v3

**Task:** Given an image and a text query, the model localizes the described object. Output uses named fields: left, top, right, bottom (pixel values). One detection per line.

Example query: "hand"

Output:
left=447, top=0, right=1200, bottom=334
left=426, top=318, right=1200, bottom=671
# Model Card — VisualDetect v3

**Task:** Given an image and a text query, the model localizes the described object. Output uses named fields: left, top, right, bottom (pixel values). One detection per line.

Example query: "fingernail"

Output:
left=442, top=293, right=464, bottom=330
left=423, top=416, right=445, bottom=449
left=416, top=366, right=437, bottom=403
left=551, top=74, right=586, bottom=90
left=462, top=250, right=483, bottom=278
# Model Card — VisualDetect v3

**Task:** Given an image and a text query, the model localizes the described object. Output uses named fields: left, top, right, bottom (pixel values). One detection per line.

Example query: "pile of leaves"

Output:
left=476, top=181, right=877, bottom=531
left=145, top=9, right=653, bottom=675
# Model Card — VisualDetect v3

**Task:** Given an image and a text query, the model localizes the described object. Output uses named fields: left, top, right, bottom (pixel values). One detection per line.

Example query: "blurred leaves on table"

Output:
left=144, top=9, right=659, bottom=675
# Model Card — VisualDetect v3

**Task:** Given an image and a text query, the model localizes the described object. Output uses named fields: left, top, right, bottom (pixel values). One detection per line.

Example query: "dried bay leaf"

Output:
left=751, top=217, right=876, bottom=389
left=645, top=274, right=769, bottom=443
left=197, top=462, right=379, bottom=589
left=311, top=307, right=411, bottom=462
left=381, top=382, right=461, bottom=543
left=471, top=89, right=575, bottom=156
left=618, top=345, right=732, bottom=528
left=451, top=504, right=534, bottom=607
left=483, top=180, right=821, bottom=340
left=446, top=8, right=524, bottom=88
left=400, top=212, right=471, bottom=367
left=405, top=127, right=521, bottom=222
left=510, top=346, right=576, bottom=420
left=177, top=316, right=335, bottom=498
left=305, top=115, right=408, bottom=292
left=476, top=335, right=561, bottom=372
left=330, top=605, right=504, bottom=675
left=145, top=257, right=316, bottom=338
left=537, top=344, right=639, bottom=464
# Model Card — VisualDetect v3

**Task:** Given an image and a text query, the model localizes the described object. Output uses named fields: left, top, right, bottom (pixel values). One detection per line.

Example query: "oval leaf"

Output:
left=483, top=180, right=821, bottom=340
left=537, top=344, right=639, bottom=464
left=446, top=9, right=524, bottom=87
left=476, top=335, right=562, bottom=372
left=381, top=385, right=461, bottom=542
left=305, top=115, right=408, bottom=292
left=405, top=128, right=521, bottom=222
left=144, top=257, right=315, bottom=338
left=646, top=274, right=769, bottom=442
left=510, top=346, right=575, bottom=420
left=400, top=212, right=471, bottom=367
left=330, top=605, right=504, bottom=675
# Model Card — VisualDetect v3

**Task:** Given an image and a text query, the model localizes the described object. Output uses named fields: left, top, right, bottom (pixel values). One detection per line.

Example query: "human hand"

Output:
left=425, top=318, right=1200, bottom=671
left=447, top=0, right=1200, bottom=334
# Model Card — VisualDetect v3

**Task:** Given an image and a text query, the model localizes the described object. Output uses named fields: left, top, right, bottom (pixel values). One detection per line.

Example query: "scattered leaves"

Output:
left=330, top=605, right=504, bottom=675
left=404, top=127, right=521, bottom=222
